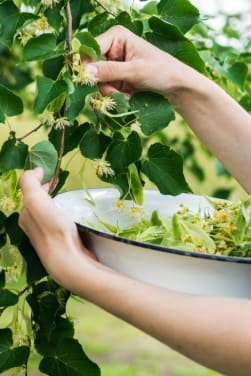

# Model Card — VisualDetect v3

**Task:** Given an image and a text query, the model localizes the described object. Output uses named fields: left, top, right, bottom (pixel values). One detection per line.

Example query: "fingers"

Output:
left=86, top=60, right=133, bottom=84
left=96, top=25, right=130, bottom=57
left=19, top=168, right=54, bottom=220
left=19, top=168, right=44, bottom=200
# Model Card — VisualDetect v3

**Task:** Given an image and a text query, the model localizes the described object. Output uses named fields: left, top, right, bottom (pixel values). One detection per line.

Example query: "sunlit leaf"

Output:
left=25, top=141, right=58, bottom=183
left=158, top=0, right=200, bottom=33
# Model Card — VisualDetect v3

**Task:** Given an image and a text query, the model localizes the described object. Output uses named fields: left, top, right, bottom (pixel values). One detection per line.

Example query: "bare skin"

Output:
left=19, top=26, right=251, bottom=375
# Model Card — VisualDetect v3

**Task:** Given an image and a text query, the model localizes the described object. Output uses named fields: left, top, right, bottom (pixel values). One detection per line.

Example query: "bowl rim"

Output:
left=76, top=222, right=251, bottom=265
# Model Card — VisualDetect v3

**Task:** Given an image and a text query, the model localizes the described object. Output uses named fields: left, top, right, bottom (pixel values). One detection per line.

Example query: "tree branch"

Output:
left=49, top=3, right=73, bottom=195
left=94, top=0, right=117, bottom=17
left=16, top=123, right=44, bottom=142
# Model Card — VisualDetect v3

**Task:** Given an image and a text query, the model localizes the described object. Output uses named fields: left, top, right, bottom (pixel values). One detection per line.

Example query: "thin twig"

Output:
left=49, top=3, right=73, bottom=194
left=65, top=3, right=73, bottom=53
left=94, top=0, right=117, bottom=17
left=49, top=109, right=66, bottom=195
left=16, top=123, right=44, bottom=142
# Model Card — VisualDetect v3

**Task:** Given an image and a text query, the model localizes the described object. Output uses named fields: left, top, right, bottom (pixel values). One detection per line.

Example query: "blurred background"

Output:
left=1, top=0, right=250, bottom=374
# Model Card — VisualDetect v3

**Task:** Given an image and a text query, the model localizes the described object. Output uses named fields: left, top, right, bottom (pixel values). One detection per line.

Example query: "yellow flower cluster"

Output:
left=90, top=93, right=117, bottom=114
left=93, top=159, right=115, bottom=178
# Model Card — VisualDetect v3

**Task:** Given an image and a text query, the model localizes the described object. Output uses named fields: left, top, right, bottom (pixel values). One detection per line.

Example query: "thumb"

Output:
left=19, top=167, right=44, bottom=193
left=86, top=61, right=132, bottom=83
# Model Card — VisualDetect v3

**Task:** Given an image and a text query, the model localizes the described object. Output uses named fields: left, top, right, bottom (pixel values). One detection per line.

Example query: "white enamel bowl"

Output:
left=54, top=189, right=251, bottom=298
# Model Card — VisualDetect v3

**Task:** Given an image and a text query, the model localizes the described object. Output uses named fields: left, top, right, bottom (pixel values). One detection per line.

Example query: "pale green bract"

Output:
left=96, top=196, right=251, bottom=258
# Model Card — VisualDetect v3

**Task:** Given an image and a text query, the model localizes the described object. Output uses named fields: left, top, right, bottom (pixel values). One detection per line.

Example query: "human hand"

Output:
left=18, top=168, right=97, bottom=293
left=85, top=25, right=189, bottom=98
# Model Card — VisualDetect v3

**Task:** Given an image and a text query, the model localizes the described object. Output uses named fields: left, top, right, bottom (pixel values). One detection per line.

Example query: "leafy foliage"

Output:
left=0, top=0, right=250, bottom=374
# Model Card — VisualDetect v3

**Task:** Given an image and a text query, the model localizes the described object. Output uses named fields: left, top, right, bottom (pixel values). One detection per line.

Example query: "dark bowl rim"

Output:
left=76, top=222, right=251, bottom=265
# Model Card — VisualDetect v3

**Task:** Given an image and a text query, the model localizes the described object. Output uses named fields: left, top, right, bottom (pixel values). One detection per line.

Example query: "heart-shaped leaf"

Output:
left=107, top=131, right=142, bottom=171
left=0, top=137, right=28, bottom=172
left=142, top=143, right=191, bottom=195
left=0, top=85, right=23, bottom=122
left=0, top=328, right=29, bottom=373
left=158, top=0, right=200, bottom=33
left=25, top=140, right=58, bottom=183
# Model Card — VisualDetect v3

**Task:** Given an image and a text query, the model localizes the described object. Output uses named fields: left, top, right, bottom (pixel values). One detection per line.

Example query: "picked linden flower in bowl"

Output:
left=54, top=188, right=251, bottom=299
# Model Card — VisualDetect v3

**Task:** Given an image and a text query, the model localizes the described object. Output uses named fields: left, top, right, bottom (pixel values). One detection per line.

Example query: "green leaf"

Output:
left=0, top=289, right=18, bottom=307
left=43, top=56, right=65, bottom=80
left=88, top=12, right=117, bottom=37
left=52, top=169, right=69, bottom=195
left=79, top=124, right=111, bottom=159
left=129, top=163, right=143, bottom=205
left=44, top=5, right=64, bottom=30
left=0, top=329, right=30, bottom=373
left=0, top=65, right=33, bottom=91
left=147, top=17, right=206, bottom=73
left=70, top=0, right=94, bottom=30
left=110, top=92, right=130, bottom=114
left=142, top=143, right=191, bottom=195
left=22, top=34, right=62, bottom=62
left=106, top=132, right=142, bottom=171
left=130, top=92, right=175, bottom=135
left=32, top=291, right=59, bottom=336
left=116, top=12, right=143, bottom=36
left=101, top=172, right=131, bottom=200
left=0, top=270, right=5, bottom=289
left=240, top=95, right=251, bottom=112
left=35, top=317, right=74, bottom=358
left=76, top=32, right=101, bottom=60
left=25, top=141, right=58, bottom=183
left=5, top=212, right=24, bottom=246
left=0, top=84, right=23, bottom=122
left=17, top=12, right=39, bottom=29
left=0, top=2, right=19, bottom=46
left=0, top=213, right=6, bottom=248
left=34, top=76, right=68, bottom=114
left=0, top=137, right=28, bottom=172
left=49, top=122, right=86, bottom=156
left=141, top=1, right=158, bottom=15
left=158, top=0, right=200, bottom=33
left=66, top=84, right=98, bottom=121
left=18, top=237, right=47, bottom=284
left=39, top=338, right=100, bottom=376
left=226, top=62, right=248, bottom=90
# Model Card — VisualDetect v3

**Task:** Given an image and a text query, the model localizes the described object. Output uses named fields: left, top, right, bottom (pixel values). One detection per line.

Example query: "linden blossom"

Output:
left=92, top=158, right=115, bottom=178
left=72, top=55, right=97, bottom=87
left=41, top=0, right=60, bottom=8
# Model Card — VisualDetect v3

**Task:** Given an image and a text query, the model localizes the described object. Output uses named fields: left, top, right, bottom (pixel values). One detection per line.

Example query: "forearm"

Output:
left=78, top=262, right=251, bottom=375
left=168, top=67, right=251, bottom=192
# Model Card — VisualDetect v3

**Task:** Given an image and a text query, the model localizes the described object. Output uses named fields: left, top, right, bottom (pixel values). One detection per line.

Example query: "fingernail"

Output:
left=85, top=64, right=98, bottom=79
